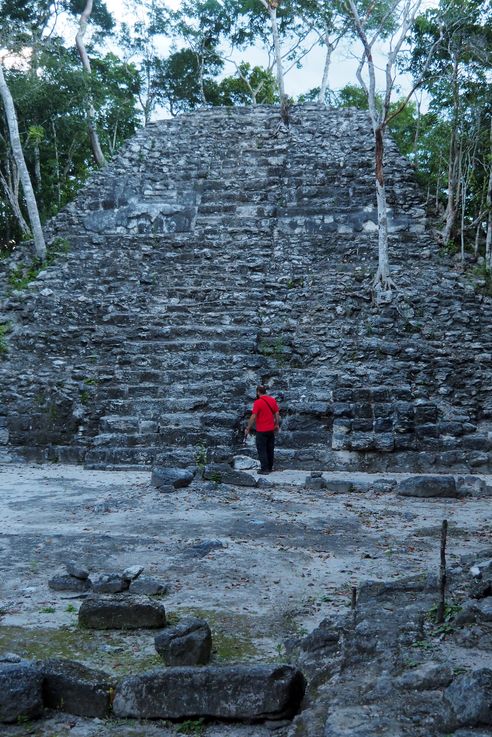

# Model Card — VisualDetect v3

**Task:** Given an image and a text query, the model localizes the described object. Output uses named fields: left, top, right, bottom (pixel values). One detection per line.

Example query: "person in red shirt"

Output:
left=244, top=385, right=280, bottom=474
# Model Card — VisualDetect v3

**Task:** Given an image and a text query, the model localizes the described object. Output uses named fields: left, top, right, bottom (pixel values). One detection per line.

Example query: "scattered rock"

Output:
left=78, top=595, right=166, bottom=630
left=398, top=475, right=459, bottom=498
left=48, top=574, right=92, bottom=593
left=0, top=663, right=43, bottom=724
left=233, top=455, right=259, bottom=470
left=65, top=561, right=89, bottom=580
left=38, top=659, right=114, bottom=718
left=151, top=467, right=194, bottom=491
left=129, top=576, right=169, bottom=596
left=112, top=664, right=306, bottom=721
left=122, top=565, right=144, bottom=582
left=203, top=463, right=257, bottom=487
left=92, top=573, right=129, bottom=594
left=443, top=668, right=492, bottom=728
left=395, top=661, right=454, bottom=691
left=187, top=539, right=225, bottom=558
left=155, top=617, right=212, bottom=665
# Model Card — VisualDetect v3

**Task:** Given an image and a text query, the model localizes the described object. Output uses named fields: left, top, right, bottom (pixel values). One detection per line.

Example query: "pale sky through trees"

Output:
left=107, top=0, right=437, bottom=108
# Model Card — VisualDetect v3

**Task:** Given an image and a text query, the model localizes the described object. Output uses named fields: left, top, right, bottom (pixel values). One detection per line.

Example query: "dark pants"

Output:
left=256, top=431, right=275, bottom=471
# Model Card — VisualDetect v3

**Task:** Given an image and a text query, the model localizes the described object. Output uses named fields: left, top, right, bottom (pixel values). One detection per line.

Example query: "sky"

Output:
left=104, top=0, right=426, bottom=108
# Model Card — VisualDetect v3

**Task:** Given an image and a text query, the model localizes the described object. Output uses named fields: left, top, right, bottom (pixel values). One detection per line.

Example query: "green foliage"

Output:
left=176, top=718, right=206, bottom=735
left=258, top=337, right=286, bottom=364
left=0, top=322, right=11, bottom=357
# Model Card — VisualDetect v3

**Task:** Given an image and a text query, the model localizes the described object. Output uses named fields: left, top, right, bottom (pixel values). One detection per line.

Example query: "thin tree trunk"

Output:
left=485, top=117, right=492, bottom=270
left=75, top=0, right=106, bottom=167
left=373, top=126, right=393, bottom=297
left=318, top=38, right=333, bottom=104
left=259, top=1, right=286, bottom=103
left=442, top=57, right=460, bottom=246
left=0, top=166, right=30, bottom=233
left=0, top=62, right=46, bottom=259
left=51, top=118, right=62, bottom=208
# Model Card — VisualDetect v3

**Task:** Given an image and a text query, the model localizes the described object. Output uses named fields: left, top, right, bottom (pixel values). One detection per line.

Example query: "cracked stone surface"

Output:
left=1, top=464, right=491, bottom=736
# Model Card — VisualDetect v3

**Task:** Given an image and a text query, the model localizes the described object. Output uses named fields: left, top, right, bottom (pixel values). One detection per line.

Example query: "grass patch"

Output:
left=7, top=237, right=71, bottom=293
left=0, top=625, right=163, bottom=674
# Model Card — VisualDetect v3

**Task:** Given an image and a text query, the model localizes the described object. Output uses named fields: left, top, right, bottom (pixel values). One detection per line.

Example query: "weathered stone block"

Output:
left=112, top=664, right=306, bottom=721
left=48, top=574, right=92, bottom=593
left=203, top=463, right=257, bottom=487
left=396, top=661, right=453, bottom=691
left=65, top=561, right=89, bottom=580
left=443, top=669, right=492, bottom=728
left=398, top=475, right=458, bottom=498
left=92, top=573, right=129, bottom=594
left=155, top=617, right=212, bottom=665
left=38, top=659, right=114, bottom=717
left=79, top=595, right=166, bottom=629
left=151, top=467, right=195, bottom=491
left=414, top=403, right=438, bottom=424
left=0, top=663, right=43, bottom=724
left=373, top=433, right=394, bottom=452
left=129, top=577, right=169, bottom=595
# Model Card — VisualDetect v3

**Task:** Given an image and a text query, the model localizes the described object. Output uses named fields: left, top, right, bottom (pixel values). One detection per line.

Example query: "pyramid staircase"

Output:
left=0, top=105, right=490, bottom=471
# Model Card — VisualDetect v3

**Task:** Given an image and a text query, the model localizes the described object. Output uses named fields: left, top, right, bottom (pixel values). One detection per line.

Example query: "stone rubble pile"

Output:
left=0, top=104, right=490, bottom=471
left=287, top=548, right=492, bottom=737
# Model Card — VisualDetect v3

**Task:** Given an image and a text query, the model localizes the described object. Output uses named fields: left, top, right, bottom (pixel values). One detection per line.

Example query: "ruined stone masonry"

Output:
left=0, top=104, right=491, bottom=470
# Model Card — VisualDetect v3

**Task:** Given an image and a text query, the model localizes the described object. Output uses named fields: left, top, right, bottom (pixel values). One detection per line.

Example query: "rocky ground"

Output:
left=0, top=463, right=491, bottom=737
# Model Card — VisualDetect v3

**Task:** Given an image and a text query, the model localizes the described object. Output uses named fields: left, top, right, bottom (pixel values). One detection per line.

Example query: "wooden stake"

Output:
left=436, top=519, right=448, bottom=624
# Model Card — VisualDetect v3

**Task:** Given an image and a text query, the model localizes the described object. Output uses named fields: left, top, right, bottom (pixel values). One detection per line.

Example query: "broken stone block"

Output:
left=151, top=467, right=194, bottom=491
left=395, top=661, right=454, bottom=691
left=92, top=573, right=129, bottom=594
left=155, top=617, right=212, bottom=665
left=78, top=595, right=166, bottom=630
left=443, top=668, right=492, bottom=728
left=38, top=659, right=114, bottom=717
left=48, top=574, right=92, bottom=593
left=233, top=455, right=258, bottom=470
left=65, top=561, right=90, bottom=580
left=0, top=663, right=44, bottom=724
left=305, top=475, right=328, bottom=490
left=129, top=577, right=169, bottom=596
left=112, top=664, right=306, bottom=721
left=203, top=463, right=257, bottom=487
left=397, top=475, right=459, bottom=498
left=122, top=565, right=144, bottom=582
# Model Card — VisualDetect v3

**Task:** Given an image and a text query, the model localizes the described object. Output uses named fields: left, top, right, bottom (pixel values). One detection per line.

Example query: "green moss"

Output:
left=0, top=322, right=11, bottom=357
left=177, top=608, right=260, bottom=662
left=0, top=625, right=162, bottom=674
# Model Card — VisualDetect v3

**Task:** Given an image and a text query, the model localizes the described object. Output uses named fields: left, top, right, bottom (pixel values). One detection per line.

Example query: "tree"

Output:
left=411, top=0, right=492, bottom=251
left=0, top=59, right=46, bottom=259
left=75, top=0, right=113, bottom=166
left=344, top=0, right=442, bottom=301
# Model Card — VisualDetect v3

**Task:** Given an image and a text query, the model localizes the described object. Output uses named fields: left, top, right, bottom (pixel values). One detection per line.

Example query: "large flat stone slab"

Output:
left=0, top=663, right=44, bottom=724
left=112, top=664, right=305, bottom=721
left=38, top=658, right=114, bottom=717
left=78, top=595, right=166, bottom=629
left=397, top=475, right=459, bottom=498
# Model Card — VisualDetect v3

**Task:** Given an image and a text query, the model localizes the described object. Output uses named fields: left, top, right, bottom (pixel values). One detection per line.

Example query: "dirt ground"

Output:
left=1, top=463, right=491, bottom=737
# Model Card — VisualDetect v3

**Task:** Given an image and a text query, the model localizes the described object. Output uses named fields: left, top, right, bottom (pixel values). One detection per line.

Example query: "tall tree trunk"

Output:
left=75, top=0, right=106, bottom=167
left=318, top=38, right=333, bottom=104
left=259, top=1, right=286, bottom=103
left=442, top=57, right=460, bottom=246
left=0, top=63, right=46, bottom=259
left=373, top=125, right=392, bottom=299
left=486, top=117, right=492, bottom=270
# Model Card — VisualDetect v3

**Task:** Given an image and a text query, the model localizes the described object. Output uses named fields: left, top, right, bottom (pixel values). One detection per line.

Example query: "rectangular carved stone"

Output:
left=112, top=664, right=305, bottom=721
left=38, top=659, right=114, bottom=718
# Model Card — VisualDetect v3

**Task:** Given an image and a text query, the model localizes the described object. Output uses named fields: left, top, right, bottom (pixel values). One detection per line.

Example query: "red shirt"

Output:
left=252, top=395, right=279, bottom=432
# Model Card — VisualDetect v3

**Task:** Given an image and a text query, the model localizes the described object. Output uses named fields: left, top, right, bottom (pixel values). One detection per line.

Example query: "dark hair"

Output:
left=256, top=385, right=267, bottom=395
